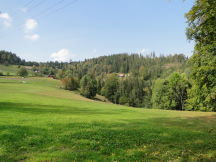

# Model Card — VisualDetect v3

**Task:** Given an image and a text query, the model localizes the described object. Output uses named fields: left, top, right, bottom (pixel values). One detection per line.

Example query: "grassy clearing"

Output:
left=0, top=65, right=33, bottom=76
left=0, top=65, right=19, bottom=75
left=0, top=77, right=216, bottom=161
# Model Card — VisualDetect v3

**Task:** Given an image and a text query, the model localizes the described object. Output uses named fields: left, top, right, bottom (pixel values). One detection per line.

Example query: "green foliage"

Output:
left=56, top=69, right=65, bottom=79
left=186, top=0, right=216, bottom=111
left=67, top=53, right=188, bottom=79
left=101, top=74, right=119, bottom=103
left=63, top=54, right=188, bottom=108
left=152, top=79, right=170, bottom=109
left=119, top=96, right=129, bottom=105
left=0, top=50, right=39, bottom=66
left=17, top=67, right=28, bottom=77
left=152, top=73, right=190, bottom=110
left=61, top=77, right=79, bottom=91
left=80, top=74, right=97, bottom=99
left=0, top=50, right=23, bottom=65
left=119, top=77, right=147, bottom=107
left=100, top=75, right=151, bottom=107
left=168, top=73, right=190, bottom=110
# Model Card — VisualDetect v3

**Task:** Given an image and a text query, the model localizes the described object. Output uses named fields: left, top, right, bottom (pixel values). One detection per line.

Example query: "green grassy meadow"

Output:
left=0, top=65, right=32, bottom=76
left=0, top=77, right=216, bottom=161
left=0, top=65, right=19, bottom=76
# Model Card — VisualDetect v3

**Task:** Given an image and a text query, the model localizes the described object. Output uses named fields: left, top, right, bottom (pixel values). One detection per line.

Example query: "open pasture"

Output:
left=0, top=77, right=216, bottom=161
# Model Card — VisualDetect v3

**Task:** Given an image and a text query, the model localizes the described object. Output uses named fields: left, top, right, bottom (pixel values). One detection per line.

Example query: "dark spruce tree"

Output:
left=80, top=74, right=97, bottom=99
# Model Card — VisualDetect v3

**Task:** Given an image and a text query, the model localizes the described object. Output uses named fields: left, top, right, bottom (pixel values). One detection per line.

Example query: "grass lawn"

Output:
left=0, top=77, right=216, bottom=161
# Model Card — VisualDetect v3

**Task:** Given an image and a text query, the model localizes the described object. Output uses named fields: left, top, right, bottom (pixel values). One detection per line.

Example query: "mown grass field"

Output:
left=0, top=77, right=216, bottom=161
left=0, top=65, right=32, bottom=76
left=0, top=65, right=19, bottom=76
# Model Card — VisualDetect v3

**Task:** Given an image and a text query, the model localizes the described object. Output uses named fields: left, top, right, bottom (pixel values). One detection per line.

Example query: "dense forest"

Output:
left=0, top=50, right=39, bottom=66
left=0, top=50, right=24, bottom=65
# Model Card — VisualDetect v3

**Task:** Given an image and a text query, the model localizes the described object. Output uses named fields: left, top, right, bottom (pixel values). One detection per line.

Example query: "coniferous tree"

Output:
left=80, top=74, right=97, bottom=99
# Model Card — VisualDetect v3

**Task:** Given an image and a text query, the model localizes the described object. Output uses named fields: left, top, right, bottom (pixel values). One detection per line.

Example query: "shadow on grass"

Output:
left=0, top=116, right=216, bottom=161
left=0, top=102, right=121, bottom=115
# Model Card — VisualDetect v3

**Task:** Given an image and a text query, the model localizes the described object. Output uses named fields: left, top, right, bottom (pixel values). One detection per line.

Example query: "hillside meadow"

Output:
left=0, top=77, right=216, bottom=161
left=0, top=65, right=33, bottom=76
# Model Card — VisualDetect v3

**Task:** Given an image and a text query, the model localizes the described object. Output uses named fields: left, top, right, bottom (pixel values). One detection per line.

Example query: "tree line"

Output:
left=58, top=53, right=192, bottom=109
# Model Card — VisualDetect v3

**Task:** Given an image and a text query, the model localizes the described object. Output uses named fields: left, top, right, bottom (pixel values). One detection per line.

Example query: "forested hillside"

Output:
left=65, top=53, right=188, bottom=79
left=0, top=50, right=38, bottom=66
left=54, top=53, right=189, bottom=109
left=0, top=50, right=24, bottom=65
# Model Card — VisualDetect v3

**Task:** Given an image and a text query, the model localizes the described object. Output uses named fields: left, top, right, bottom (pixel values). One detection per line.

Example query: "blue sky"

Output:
left=0, top=0, right=195, bottom=62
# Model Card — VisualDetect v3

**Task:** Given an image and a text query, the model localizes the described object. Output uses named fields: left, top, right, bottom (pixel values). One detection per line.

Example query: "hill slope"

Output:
left=0, top=77, right=216, bottom=161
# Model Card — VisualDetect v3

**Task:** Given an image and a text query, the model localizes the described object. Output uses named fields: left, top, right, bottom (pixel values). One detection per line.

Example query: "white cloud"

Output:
left=24, top=19, right=40, bottom=41
left=25, top=34, right=40, bottom=41
left=0, top=12, right=12, bottom=27
left=51, top=49, right=75, bottom=62
left=0, top=13, right=11, bottom=20
left=24, top=19, right=38, bottom=32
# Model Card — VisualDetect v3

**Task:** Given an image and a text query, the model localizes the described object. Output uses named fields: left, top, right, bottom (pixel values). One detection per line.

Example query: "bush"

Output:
left=0, top=72, right=3, bottom=76
left=61, top=77, right=79, bottom=91
left=119, top=96, right=129, bottom=105
left=17, top=67, right=28, bottom=77
left=56, top=70, right=65, bottom=79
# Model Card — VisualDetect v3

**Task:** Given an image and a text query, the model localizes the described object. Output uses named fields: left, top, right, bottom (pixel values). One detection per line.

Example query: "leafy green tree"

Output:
left=80, top=74, right=97, bottom=99
left=152, top=79, right=171, bottom=109
left=101, top=74, right=119, bottom=103
left=168, top=73, right=190, bottom=110
left=17, top=67, right=28, bottom=77
left=186, top=0, right=216, bottom=111
left=61, top=77, right=79, bottom=91
left=152, top=73, right=190, bottom=110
